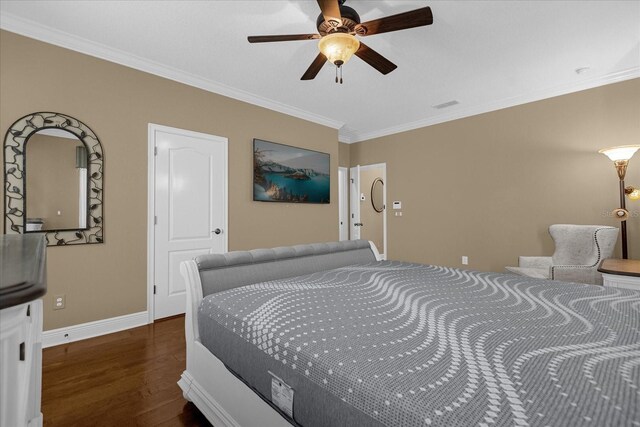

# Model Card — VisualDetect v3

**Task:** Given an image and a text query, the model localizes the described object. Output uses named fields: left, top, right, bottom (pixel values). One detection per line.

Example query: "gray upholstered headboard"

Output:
left=195, top=240, right=376, bottom=297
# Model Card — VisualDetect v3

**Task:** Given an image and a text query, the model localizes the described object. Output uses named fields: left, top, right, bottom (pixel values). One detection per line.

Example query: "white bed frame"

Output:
left=178, top=242, right=381, bottom=427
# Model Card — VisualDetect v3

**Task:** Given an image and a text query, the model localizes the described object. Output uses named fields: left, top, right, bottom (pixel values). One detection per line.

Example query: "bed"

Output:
left=179, top=240, right=640, bottom=427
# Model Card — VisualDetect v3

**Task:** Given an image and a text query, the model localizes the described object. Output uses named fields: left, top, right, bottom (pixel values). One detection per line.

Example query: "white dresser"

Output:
left=599, top=259, right=640, bottom=291
left=0, top=235, right=47, bottom=427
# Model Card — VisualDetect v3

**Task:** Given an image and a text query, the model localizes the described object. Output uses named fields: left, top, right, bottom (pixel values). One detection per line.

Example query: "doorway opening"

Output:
left=350, top=163, right=387, bottom=259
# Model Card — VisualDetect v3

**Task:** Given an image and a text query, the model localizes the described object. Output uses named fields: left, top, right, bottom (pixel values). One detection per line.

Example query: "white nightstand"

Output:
left=598, top=259, right=640, bottom=291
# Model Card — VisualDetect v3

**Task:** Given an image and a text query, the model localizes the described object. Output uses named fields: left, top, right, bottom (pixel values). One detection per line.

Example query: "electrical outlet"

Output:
left=54, top=294, right=65, bottom=310
left=461, top=256, right=469, bottom=265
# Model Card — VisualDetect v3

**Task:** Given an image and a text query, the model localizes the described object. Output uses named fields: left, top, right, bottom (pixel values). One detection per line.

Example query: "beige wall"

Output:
left=1, top=31, right=338, bottom=330
left=339, top=142, right=350, bottom=168
left=350, top=78, right=640, bottom=272
left=359, top=166, right=385, bottom=252
left=26, top=133, right=82, bottom=230
left=3, top=29, right=638, bottom=331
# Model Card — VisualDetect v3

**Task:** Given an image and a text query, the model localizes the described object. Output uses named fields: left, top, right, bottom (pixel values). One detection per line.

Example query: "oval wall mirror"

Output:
left=4, top=112, right=104, bottom=246
left=371, top=177, right=384, bottom=213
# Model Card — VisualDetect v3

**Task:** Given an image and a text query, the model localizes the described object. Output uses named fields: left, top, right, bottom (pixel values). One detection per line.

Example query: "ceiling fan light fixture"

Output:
left=248, top=2, right=433, bottom=81
left=318, top=33, right=360, bottom=66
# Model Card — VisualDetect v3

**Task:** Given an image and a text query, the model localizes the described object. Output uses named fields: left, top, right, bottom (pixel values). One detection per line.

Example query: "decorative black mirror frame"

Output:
left=371, top=177, right=384, bottom=213
left=4, top=112, right=104, bottom=246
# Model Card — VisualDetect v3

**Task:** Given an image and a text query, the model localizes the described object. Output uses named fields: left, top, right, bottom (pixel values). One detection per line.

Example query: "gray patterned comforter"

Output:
left=200, top=261, right=640, bottom=426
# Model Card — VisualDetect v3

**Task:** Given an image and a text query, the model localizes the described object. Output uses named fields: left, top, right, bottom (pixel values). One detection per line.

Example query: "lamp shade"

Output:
left=318, top=33, right=360, bottom=66
left=598, top=145, right=640, bottom=162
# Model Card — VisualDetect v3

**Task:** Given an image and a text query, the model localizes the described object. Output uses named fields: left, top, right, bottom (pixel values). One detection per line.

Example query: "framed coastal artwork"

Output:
left=253, top=139, right=330, bottom=204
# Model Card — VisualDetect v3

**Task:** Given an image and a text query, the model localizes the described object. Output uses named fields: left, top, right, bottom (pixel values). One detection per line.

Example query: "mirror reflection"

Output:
left=371, top=177, right=384, bottom=213
left=25, top=129, right=88, bottom=232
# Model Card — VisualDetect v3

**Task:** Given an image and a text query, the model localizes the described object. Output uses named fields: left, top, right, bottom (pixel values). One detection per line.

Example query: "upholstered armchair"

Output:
left=505, top=224, right=619, bottom=285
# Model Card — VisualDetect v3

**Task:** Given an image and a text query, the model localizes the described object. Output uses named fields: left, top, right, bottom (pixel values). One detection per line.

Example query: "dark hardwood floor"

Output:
left=42, top=315, right=212, bottom=426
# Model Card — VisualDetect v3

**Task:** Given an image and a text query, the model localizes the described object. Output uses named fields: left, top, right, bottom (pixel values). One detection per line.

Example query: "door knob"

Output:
left=213, top=228, right=222, bottom=235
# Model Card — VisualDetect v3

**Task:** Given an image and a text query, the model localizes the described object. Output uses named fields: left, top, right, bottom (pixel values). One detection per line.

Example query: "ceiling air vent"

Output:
left=432, top=100, right=459, bottom=109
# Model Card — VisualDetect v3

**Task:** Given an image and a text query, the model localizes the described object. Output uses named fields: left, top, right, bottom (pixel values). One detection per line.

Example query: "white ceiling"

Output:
left=1, top=1, right=639, bottom=143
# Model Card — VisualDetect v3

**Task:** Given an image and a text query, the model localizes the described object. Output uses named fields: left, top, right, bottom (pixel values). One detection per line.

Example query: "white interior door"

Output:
left=151, top=125, right=227, bottom=320
left=349, top=165, right=361, bottom=240
left=338, top=167, right=349, bottom=241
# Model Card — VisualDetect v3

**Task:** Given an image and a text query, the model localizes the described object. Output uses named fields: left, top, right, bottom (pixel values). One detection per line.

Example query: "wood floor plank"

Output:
left=42, top=315, right=212, bottom=426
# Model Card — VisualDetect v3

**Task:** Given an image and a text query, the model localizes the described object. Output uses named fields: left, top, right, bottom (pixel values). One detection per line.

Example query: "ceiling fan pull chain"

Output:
left=335, top=65, right=339, bottom=83
left=340, top=66, right=343, bottom=84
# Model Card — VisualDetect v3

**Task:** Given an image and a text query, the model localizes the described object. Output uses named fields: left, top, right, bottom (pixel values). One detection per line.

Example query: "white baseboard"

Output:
left=42, top=311, right=148, bottom=348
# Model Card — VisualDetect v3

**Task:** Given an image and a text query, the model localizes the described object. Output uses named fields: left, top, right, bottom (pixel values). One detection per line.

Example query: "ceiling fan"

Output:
left=247, top=0, right=433, bottom=83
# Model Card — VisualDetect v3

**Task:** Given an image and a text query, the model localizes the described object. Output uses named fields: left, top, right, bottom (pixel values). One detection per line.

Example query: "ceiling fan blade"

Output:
left=301, top=52, right=327, bottom=80
left=317, top=0, right=342, bottom=25
left=355, top=43, right=397, bottom=75
left=248, top=34, right=321, bottom=43
left=356, top=6, right=433, bottom=36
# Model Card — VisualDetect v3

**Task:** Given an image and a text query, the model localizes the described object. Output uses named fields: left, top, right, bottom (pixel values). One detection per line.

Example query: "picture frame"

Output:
left=253, top=139, right=330, bottom=204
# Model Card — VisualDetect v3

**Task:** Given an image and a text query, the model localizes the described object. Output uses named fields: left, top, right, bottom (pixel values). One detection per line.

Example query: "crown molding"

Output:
left=0, top=13, right=344, bottom=131
left=337, top=126, right=357, bottom=144
left=2, top=12, right=637, bottom=145
left=337, top=134, right=352, bottom=144
left=344, top=67, right=640, bottom=143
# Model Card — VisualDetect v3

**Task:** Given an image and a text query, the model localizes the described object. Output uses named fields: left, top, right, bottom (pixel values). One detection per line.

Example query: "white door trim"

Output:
left=349, top=165, right=361, bottom=241
left=357, top=163, right=387, bottom=259
left=338, top=167, right=349, bottom=241
left=146, top=123, right=229, bottom=324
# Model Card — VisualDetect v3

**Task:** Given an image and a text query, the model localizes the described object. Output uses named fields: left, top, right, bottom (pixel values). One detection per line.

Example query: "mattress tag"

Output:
left=269, top=372, right=294, bottom=418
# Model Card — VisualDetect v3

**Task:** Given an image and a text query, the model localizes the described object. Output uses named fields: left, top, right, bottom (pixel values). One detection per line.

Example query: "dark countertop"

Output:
left=0, top=234, right=47, bottom=310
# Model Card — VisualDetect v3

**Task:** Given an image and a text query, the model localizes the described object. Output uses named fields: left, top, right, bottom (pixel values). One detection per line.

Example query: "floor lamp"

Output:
left=599, top=145, right=640, bottom=259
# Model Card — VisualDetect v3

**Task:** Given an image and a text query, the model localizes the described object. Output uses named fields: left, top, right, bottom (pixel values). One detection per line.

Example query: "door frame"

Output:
left=355, top=163, right=387, bottom=259
left=338, top=167, right=349, bottom=240
left=349, top=165, right=361, bottom=241
left=146, top=123, right=228, bottom=323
